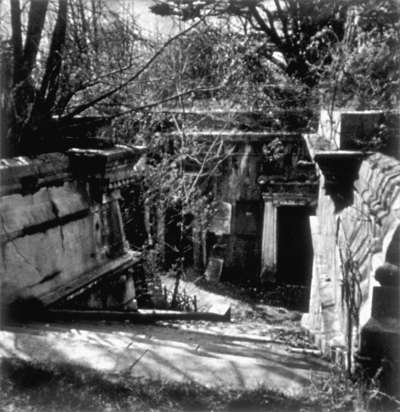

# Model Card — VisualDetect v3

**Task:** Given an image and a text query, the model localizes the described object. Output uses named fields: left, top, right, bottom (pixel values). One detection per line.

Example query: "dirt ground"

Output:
left=0, top=276, right=328, bottom=395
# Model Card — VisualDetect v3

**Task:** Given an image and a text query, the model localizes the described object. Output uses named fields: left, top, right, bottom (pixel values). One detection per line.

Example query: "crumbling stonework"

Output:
left=0, top=145, right=143, bottom=315
left=166, top=120, right=318, bottom=284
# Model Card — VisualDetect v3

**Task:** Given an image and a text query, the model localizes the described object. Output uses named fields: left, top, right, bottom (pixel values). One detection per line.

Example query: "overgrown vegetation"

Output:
left=2, top=357, right=398, bottom=412
left=151, top=0, right=350, bottom=87
left=115, top=110, right=225, bottom=306
left=338, top=238, right=362, bottom=376
left=1, top=0, right=215, bottom=155
left=152, top=0, right=400, bottom=112
left=319, top=0, right=400, bottom=111
left=1, top=2, right=399, bottom=405
left=2, top=0, right=398, bottom=154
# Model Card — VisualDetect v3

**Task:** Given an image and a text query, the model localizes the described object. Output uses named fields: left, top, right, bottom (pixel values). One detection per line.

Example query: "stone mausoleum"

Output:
left=0, top=109, right=399, bottom=394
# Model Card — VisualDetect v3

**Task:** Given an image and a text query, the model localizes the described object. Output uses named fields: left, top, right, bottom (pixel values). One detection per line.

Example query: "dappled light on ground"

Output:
left=0, top=319, right=327, bottom=394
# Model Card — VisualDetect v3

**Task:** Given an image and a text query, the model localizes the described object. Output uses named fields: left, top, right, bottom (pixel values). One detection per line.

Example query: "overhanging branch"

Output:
left=106, top=85, right=224, bottom=119
left=62, top=16, right=208, bottom=120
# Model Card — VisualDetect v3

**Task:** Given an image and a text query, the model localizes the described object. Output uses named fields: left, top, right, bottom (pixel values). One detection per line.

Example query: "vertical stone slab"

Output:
left=260, top=198, right=277, bottom=282
left=107, top=190, right=129, bottom=257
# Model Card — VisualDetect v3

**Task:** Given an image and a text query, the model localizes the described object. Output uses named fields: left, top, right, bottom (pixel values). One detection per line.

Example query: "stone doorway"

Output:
left=273, top=206, right=314, bottom=310
left=277, top=206, right=313, bottom=287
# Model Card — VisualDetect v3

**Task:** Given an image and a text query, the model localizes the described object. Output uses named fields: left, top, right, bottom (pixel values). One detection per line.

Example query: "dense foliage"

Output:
left=1, top=0, right=399, bottom=157
left=151, top=0, right=350, bottom=86
left=320, top=0, right=400, bottom=110
left=151, top=0, right=400, bottom=110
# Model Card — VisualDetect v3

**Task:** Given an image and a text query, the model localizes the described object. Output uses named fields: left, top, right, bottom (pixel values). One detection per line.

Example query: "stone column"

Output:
left=260, top=198, right=277, bottom=283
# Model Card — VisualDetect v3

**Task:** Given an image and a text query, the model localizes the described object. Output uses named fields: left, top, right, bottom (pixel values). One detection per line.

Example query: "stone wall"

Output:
left=0, top=146, right=143, bottom=315
left=303, top=111, right=400, bottom=389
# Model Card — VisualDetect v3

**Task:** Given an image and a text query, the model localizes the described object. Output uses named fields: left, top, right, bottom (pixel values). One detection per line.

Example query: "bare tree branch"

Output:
left=251, top=4, right=283, bottom=49
left=62, top=17, right=207, bottom=120
left=273, top=0, right=292, bottom=47
left=108, top=85, right=224, bottom=119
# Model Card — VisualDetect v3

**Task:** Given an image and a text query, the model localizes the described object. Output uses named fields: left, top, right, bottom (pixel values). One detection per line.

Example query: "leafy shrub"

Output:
left=319, top=1, right=400, bottom=110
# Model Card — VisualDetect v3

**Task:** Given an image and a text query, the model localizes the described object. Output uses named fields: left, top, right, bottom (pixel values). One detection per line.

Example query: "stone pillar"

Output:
left=260, top=199, right=277, bottom=283
left=123, top=272, right=138, bottom=310
left=104, top=190, right=128, bottom=257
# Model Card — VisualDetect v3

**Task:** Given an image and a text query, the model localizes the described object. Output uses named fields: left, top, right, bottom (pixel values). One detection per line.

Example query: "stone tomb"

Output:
left=0, top=145, right=144, bottom=317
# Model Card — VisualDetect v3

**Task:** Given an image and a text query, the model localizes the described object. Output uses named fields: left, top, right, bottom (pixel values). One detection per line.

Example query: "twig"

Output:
left=371, top=390, right=400, bottom=406
left=106, top=85, right=224, bottom=120
left=63, top=15, right=210, bottom=119
left=127, top=349, right=149, bottom=374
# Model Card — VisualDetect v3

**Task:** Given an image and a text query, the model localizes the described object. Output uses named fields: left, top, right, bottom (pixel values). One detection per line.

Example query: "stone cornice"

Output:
left=0, top=145, right=145, bottom=197
left=0, top=153, right=70, bottom=196
left=314, top=150, right=366, bottom=212
left=68, top=145, right=145, bottom=191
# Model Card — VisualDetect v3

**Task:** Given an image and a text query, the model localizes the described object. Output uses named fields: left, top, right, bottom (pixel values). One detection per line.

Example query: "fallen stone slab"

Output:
left=207, top=303, right=231, bottom=318
left=45, top=308, right=231, bottom=323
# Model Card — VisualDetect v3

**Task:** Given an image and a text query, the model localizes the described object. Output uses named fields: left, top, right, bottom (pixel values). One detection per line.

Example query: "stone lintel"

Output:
left=261, top=193, right=317, bottom=207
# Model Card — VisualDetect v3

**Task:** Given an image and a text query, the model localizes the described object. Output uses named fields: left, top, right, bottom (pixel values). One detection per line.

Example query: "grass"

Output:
left=1, top=358, right=399, bottom=412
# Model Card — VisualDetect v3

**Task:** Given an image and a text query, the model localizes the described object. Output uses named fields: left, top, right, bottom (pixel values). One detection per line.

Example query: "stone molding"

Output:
left=0, top=145, right=145, bottom=197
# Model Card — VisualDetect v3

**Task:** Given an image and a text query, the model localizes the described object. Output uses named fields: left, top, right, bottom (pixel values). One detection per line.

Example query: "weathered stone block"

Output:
left=1, top=146, right=144, bottom=313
